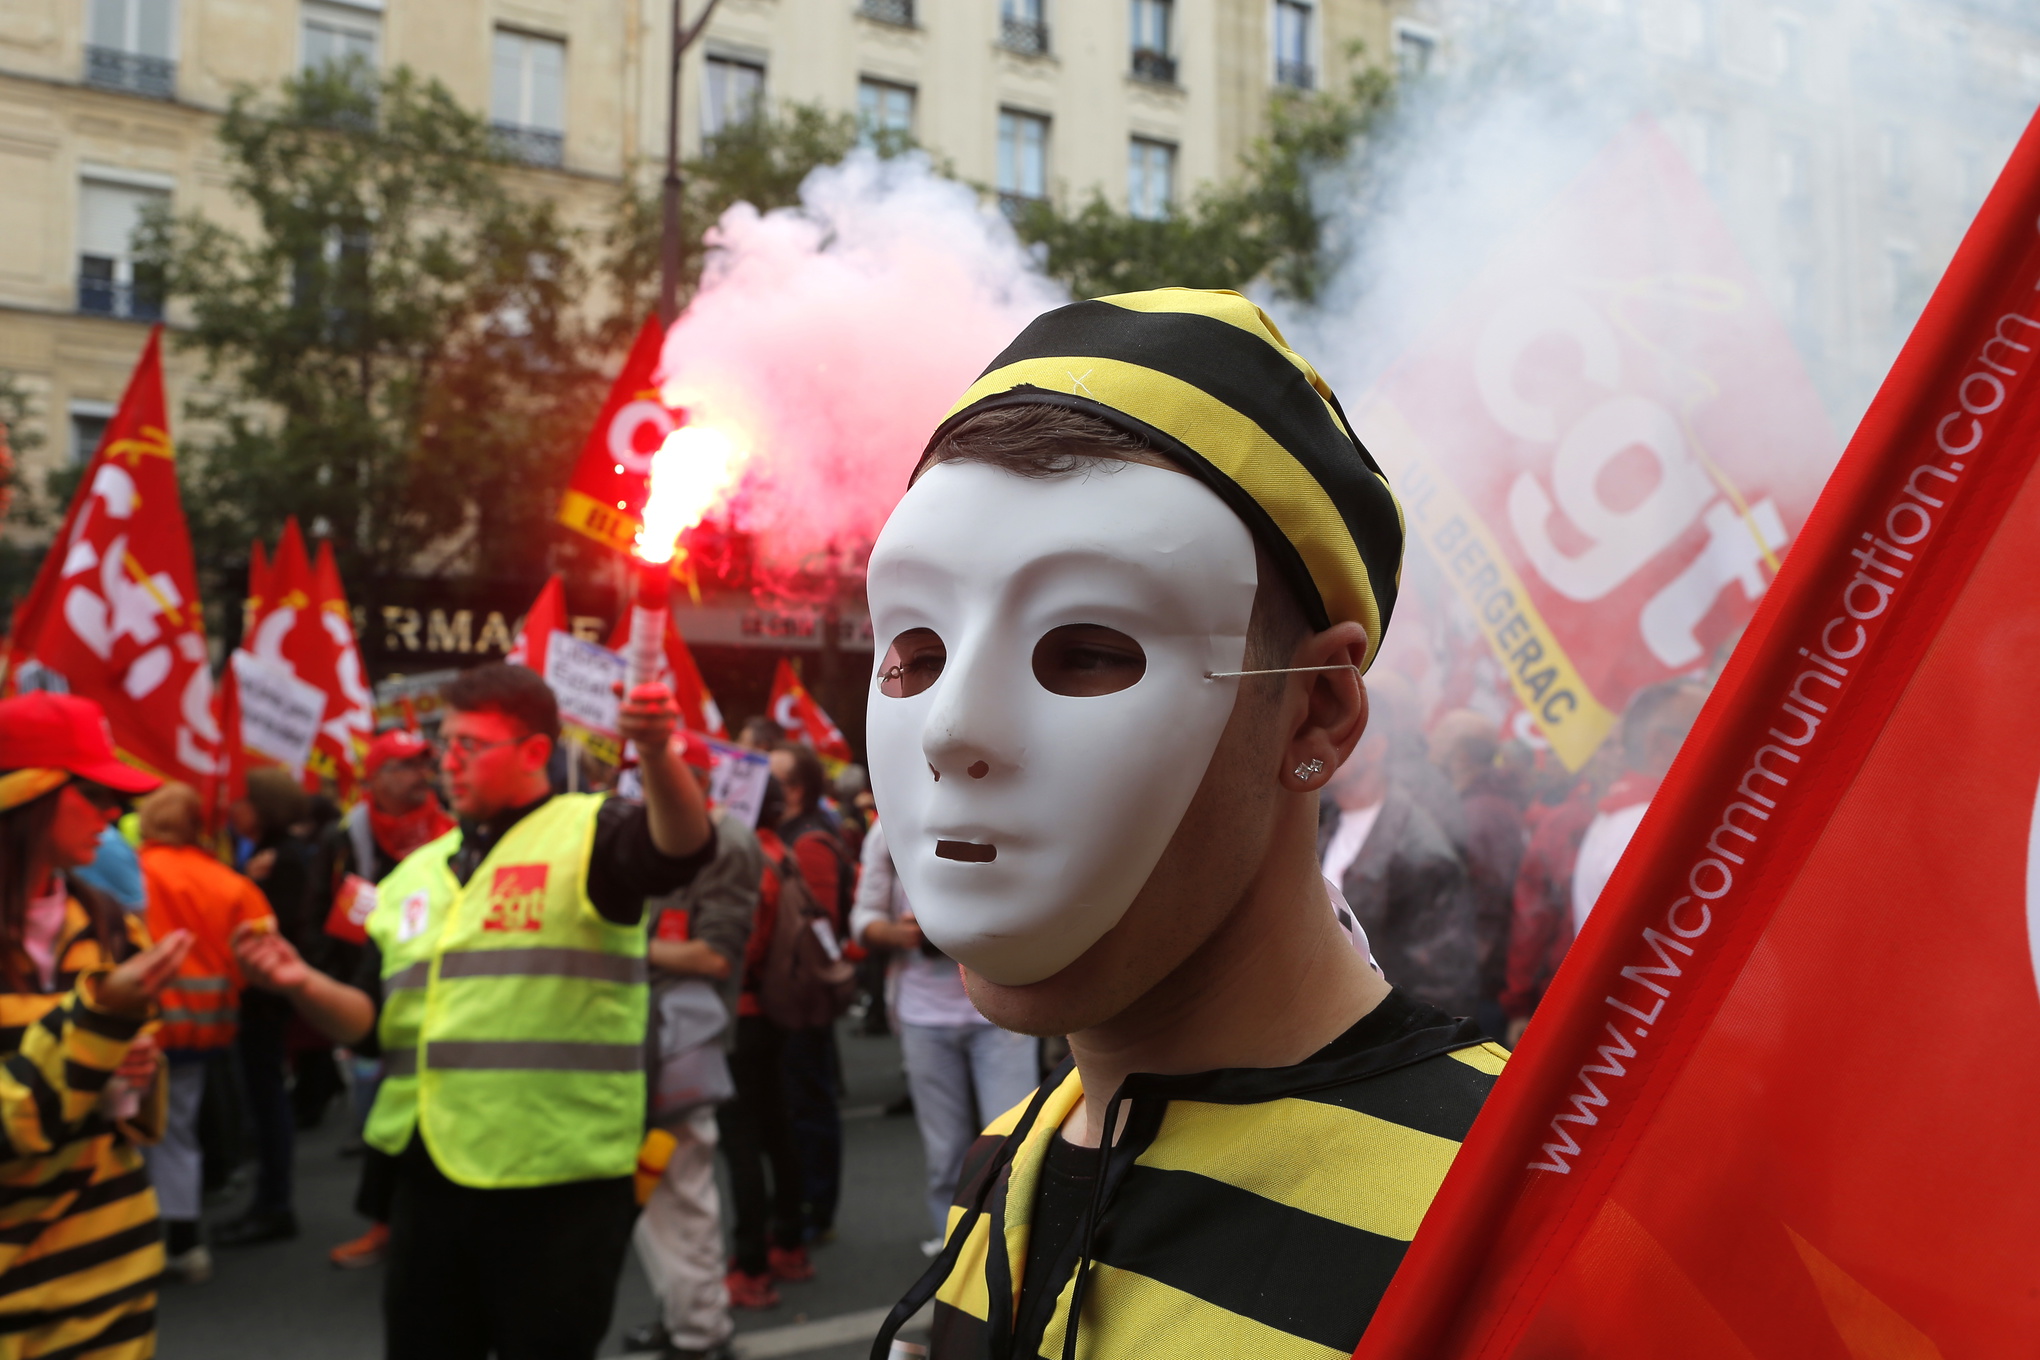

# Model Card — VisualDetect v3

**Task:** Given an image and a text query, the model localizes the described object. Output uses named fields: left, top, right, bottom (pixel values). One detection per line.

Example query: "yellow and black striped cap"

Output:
left=924, top=288, right=1403, bottom=669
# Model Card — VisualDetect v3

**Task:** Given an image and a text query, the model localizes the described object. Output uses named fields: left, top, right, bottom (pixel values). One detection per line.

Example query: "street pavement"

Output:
left=158, top=1022, right=940, bottom=1360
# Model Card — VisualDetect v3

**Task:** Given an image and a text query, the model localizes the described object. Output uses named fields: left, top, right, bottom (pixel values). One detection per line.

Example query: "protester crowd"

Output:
left=0, top=649, right=1703, bottom=1360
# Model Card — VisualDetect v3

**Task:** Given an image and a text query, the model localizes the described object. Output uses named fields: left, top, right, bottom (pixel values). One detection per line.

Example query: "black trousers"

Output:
left=384, top=1142, right=636, bottom=1360
left=234, top=1003, right=294, bottom=1213
left=717, top=1014, right=805, bottom=1274
left=782, top=1025, right=842, bottom=1233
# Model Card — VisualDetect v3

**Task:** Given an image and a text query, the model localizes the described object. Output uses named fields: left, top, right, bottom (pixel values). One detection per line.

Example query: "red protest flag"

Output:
left=507, top=573, right=567, bottom=676
left=244, top=539, right=271, bottom=636
left=311, top=538, right=373, bottom=796
left=768, top=658, right=850, bottom=764
left=1355, top=119, right=1836, bottom=770
left=556, top=315, right=674, bottom=555
left=1356, top=110, right=2040, bottom=1360
left=4, top=327, right=220, bottom=783
left=602, top=609, right=726, bottom=738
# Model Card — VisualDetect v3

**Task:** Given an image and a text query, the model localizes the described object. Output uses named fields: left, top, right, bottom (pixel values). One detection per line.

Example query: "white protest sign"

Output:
left=543, top=630, right=624, bottom=738
left=230, top=650, right=326, bottom=776
left=704, top=737, right=773, bottom=829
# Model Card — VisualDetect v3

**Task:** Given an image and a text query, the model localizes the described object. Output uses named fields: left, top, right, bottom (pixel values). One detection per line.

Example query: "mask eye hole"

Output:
left=878, top=628, right=946, bottom=698
left=1032, top=624, right=1146, bottom=697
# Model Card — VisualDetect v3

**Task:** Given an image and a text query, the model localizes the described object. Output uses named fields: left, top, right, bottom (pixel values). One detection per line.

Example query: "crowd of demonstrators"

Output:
left=136, top=782, right=275, bottom=1284
left=1308, top=669, right=1716, bottom=1047
left=850, top=817, right=1035, bottom=1257
left=0, top=691, right=195, bottom=1358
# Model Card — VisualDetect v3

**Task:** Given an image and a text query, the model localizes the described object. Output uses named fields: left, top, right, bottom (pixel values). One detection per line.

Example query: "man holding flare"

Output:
left=868, top=289, right=1505, bottom=1360
left=235, top=663, right=715, bottom=1360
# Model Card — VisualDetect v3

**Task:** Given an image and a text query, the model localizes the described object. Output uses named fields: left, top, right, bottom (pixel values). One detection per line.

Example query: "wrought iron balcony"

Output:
left=1275, top=59, right=1315, bottom=91
left=1131, top=48, right=1177, bottom=84
left=491, top=123, right=565, bottom=168
left=77, top=274, right=164, bottom=322
left=859, top=0, right=914, bottom=26
left=84, top=46, right=175, bottom=100
left=1000, top=16, right=1050, bottom=57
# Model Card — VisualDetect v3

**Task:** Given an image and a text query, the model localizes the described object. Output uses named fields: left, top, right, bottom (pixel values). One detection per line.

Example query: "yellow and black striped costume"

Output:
left=0, top=899, right=164, bottom=1360
left=885, top=995, right=1503, bottom=1359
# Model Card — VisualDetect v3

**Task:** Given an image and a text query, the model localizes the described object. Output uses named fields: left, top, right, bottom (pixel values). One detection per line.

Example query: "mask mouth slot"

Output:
left=936, top=839, right=997, bottom=863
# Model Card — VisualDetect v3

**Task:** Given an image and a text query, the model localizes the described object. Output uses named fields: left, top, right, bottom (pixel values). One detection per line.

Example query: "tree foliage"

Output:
left=136, top=61, right=607, bottom=597
left=1013, top=59, right=1396, bottom=303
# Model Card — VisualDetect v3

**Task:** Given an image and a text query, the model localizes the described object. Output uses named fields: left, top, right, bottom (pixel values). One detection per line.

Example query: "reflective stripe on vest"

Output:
left=361, top=794, right=651, bottom=1189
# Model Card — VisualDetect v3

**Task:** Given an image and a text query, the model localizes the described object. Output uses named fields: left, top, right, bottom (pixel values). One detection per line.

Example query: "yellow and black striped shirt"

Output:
left=901, top=992, right=1503, bottom=1360
left=0, top=899, right=164, bottom=1360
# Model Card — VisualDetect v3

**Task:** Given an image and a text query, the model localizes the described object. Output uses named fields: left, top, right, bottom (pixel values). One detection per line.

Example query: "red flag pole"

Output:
left=1357, top=105, right=2040, bottom=1360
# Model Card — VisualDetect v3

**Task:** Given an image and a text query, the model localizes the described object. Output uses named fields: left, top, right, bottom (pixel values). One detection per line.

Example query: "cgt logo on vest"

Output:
left=482, top=864, right=550, bottom=933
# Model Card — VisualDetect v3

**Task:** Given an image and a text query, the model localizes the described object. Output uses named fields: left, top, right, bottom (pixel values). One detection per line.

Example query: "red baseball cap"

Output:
left=0, top=692, right=161, bottom=794
left=364, top=729, right=433, bottom=778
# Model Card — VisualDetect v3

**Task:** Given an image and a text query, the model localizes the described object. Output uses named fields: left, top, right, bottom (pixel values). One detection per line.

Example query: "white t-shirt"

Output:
left=1571, top=800, right=1652, bottom=934
left=1320, top=801, right=1384, bottom=888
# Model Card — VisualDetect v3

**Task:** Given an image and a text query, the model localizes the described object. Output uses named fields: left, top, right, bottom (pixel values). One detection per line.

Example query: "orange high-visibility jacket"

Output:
left=140, top=844, right=274, bottom=1052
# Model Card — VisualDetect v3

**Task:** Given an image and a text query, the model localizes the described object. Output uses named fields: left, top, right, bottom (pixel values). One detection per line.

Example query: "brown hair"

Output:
left=920, top=403, right=1310, bottom=667
left=139, top=781, right=205, bottom=847
left=0, top=788, right=127, bottom=991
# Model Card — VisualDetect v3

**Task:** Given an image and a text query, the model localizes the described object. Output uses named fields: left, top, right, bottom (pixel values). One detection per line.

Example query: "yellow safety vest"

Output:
left=363, top=794, right=649, bottom=1188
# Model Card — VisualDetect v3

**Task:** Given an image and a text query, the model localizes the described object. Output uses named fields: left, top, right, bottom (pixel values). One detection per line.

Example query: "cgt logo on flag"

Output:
left=482, top=864, right=549, bottom=933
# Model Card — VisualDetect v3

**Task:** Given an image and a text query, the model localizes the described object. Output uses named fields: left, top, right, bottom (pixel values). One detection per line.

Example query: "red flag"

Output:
left=243, top=539, right=271, bottom=638
left=556, top=315, right=674, bottom=554
left=602, top=610, right=726, bottom=738
left=1356, top=120, right=1837, bottom=769
left=767, top=658, right=850, bottom=764
left=311, top=539, right=373, bottom=796
left=1358, top=111, right=2040, bottom=1359
left=507, top=573, right=568, bottom=676
left=4, top=327, right=219, bottom=783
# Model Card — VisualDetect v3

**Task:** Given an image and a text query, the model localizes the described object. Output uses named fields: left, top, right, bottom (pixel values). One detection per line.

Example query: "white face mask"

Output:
left=865, top=459, right=1258, bottom=986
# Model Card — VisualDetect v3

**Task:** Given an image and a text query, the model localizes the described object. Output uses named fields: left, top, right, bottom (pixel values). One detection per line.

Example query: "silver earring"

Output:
left=1293, top=758, right=1325, bottom=781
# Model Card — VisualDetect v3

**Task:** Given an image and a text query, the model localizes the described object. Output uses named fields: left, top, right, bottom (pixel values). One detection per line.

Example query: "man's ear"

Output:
left=519, top=733, right=555, bottom=774
left=1278, top=621, right=1371, bottom=794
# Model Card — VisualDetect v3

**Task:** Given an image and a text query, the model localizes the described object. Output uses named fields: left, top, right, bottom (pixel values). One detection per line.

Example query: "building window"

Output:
left=1772, top=14, right=1803, bottom=91
left=1394, top=21, right=1437, bottom=78
left=491, top=30, right=566, bottom=166
left=1879, top=127, right=1910, bottom=200
left=703, top=56, right=765, bottom=138
left=69, top=404, right=116, bottom=465
left=301, top=0, right=379, bottom=75
left=858, top=78, right=915, bottom=145
left=77, top=178, right=167, bottom=321
left=85, top=0, right=176, bottom=100
left=1128, top=138, right=1175, bottom=220
left=1131, top=0, right=1175, bottom=83
left=997, top=109, right=1049, bottom=213
left=1274, top=0, right=1313, bottom=90
left=859, top=0, right=914, bottom=26
left=1001, top=0, right=1050, bottom=58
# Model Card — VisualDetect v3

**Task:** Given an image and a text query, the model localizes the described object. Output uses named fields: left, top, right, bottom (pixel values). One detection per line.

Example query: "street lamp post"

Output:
left=659, top=0, right=725, bottom=327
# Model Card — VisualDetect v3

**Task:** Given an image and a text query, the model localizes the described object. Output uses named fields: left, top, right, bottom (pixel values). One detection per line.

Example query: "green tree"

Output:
left=1013, top=59, right=1396, bottom=303
left=0, top=372, right=52, bottom=623
left=136, top=61, right=608, bottom=601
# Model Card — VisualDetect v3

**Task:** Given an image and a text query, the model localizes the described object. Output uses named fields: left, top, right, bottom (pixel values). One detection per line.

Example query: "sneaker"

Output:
left=212, top=1208, right=298, bottom=1248
left=766, top=1244, right=813, bottom=1282
left=328, top=1222, right=390, bottom=1269
left=163, top=1244, right=213, bottom=1284
left=723, top=1267, right=780, bottom=1310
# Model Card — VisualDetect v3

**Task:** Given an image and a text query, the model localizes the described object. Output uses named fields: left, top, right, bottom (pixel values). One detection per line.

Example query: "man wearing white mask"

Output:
left=867, top=290, right=1507, bottom=1360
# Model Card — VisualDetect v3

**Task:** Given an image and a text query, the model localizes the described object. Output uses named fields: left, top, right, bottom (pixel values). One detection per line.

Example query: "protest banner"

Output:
left=1356, top=119, right=1834, bottom=766
left=229, top=650, right=327, bottom=777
